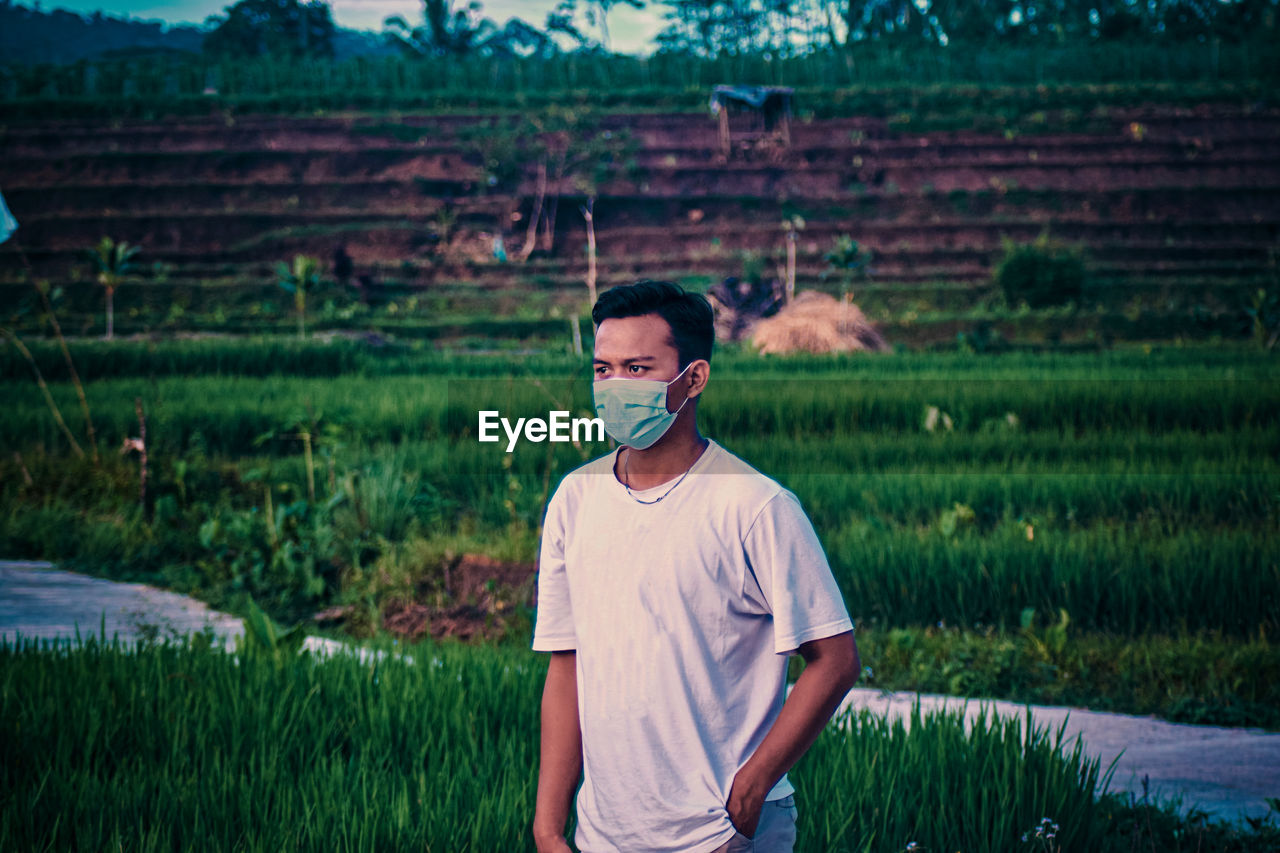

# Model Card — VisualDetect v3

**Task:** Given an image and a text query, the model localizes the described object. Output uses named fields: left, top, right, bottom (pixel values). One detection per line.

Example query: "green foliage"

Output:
left=0, top=637, right=544, bottom=851
left=3, top=45, right=1276, bottom=120
left=85, top=236, right=140, bottom=340
left=238, top=594, right=309, bottom=662
left=994, top=231, right=1088, bottom=309
left=274, top=254, right=323, bottom=339
left=1243, top=249, right=1280, bottom=350
left=329, top=451, right=447, bottom=545
left=87, top=236, right=140, bottom=291
left=793, top=704, right=1110, bottom=851
left=384, top=0, right=499, bottom=57
left=1, top=346, right=1277, bottom=733
left=455, top=116, right=524, bottom=194
left=456, top=106, right=638, bottom=202
left=17, top=636, right=1276, bottom=852
left=937, top=501, right=976, bottom=538
left=956, top=319, right=1010, bottom=354
left=3, top=348, right=1276, bottom=641
left=858, top=624, right=1280, bottom=730
left=195, top=486, right=338, bottom=623
left=1020, top=606, right=1071, bottom=660
left=274, top=254, right=324, bottom=295
left=203, top=0, right=336, bottom=60
left=822, top=234, right=873, bottom=282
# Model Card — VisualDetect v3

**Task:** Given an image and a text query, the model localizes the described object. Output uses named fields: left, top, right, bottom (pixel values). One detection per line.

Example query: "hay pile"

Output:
left=750, top=291, right=891, bottom=355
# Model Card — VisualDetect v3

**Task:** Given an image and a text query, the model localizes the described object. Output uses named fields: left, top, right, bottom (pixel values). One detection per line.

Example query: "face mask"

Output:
left=592, top=362, right=694, bottom=450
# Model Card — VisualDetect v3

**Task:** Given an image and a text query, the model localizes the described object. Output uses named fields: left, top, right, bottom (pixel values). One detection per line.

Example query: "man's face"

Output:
left=593, top=314, right=689, bottom=413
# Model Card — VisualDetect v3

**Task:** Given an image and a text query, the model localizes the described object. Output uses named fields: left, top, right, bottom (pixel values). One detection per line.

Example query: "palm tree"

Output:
left=89, top=237, right=139, bottom=340
left=275, top=254, right=323, bottom=339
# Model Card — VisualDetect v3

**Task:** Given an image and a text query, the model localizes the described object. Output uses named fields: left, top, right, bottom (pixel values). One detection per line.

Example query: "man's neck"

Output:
left=616, top=426, right=709, bottom=491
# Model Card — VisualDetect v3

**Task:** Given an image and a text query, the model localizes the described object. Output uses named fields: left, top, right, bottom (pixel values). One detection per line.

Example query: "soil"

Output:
left=379, top=552, right=536, bottom=643
left=2, top=104, right=1277, bottom=291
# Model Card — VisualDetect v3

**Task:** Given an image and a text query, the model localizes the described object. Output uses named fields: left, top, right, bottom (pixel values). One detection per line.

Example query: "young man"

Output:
left=532, top=280, right=860, bottom=853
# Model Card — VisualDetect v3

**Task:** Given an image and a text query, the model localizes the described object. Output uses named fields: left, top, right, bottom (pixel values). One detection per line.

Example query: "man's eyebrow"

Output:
left=593, top=356, right=657, bottom=364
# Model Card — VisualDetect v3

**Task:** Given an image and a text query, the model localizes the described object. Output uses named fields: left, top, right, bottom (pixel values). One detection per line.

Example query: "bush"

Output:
left=994, top=232, right=1087, bottom=309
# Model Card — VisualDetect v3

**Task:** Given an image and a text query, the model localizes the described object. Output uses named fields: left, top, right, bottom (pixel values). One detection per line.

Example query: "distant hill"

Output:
left=0, top=1, right=397, bottom=66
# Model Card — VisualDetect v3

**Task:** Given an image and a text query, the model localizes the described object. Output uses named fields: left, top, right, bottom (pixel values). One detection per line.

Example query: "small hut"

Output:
left=709, top=85, right=794, bottom=158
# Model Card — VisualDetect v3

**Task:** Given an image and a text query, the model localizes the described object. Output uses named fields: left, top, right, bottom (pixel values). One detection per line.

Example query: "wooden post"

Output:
left=518, top=158, right=547, bottom=262
left=301, top=429, right=315, bottom=504
left=785, top=229, right=796, bottom=305
left=718, top=109, right=731, bottom=158
left=134, top=397, right=147, bottom=521
left=582, top=198, right=597, bottom=309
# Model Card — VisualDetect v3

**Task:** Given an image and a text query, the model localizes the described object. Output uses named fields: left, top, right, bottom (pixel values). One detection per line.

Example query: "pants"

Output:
left=709, top=795, right=798, bottom=853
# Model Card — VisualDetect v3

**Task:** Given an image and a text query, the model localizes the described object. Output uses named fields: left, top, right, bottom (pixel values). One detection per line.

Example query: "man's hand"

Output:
left=725, top=771, right=769, bottom=837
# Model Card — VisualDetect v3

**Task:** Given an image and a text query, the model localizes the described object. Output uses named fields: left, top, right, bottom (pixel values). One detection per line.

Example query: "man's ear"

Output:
left=686, top=359, right=711, bottom=399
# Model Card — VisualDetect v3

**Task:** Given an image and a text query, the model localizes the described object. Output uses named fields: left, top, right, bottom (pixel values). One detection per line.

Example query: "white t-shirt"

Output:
left=532, top=438, right=854, bottom=853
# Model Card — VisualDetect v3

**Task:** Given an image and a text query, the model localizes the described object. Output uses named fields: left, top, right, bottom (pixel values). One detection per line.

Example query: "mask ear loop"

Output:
left=664, top=362, right=696, bottom=415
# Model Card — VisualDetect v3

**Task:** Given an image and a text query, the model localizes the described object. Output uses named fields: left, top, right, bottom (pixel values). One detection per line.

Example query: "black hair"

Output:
left=591, top=279, right=714, bottom=368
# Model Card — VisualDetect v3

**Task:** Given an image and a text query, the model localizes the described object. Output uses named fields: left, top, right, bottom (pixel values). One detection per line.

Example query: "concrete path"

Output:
left=0, top=560, right=355, bottom=658
left=3, top=561, right=1277, bottom=827
left=835, top=688, right=1280, bottom=826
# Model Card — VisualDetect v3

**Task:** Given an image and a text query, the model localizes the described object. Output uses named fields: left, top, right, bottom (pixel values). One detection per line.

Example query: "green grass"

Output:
left=4, top=54, right=1276, bottom=121
left=856, top=625, right=1280, bottom=730
left=1, top=348, right=1275, bottom=635
left=7, top=632, right=1279, bottom=853
left=0, top=344, right=1276, bottom=728
left=1, top=337, right=1271, bottom=382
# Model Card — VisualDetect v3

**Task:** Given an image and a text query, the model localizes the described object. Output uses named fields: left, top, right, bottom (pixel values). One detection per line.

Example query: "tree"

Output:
left=510, top=107, right=638, bottom=261
left=275, top=254, right=324, bottom=339
left=658, top=0, right=841, bottom=56
left=203, top=0, right=335, bottom=59
left=842, top=0, right=945, bottom=44
left=383, top=0, right=496, bottom=56
left=482, top=17, right=560, bottom=58
left=657, top=0, right=770, bottom=56
left=88, top=236, right=138, bottom=341
left=823, top=233, right=874, bottom=300
left=550, top=0, right=646, bottom=52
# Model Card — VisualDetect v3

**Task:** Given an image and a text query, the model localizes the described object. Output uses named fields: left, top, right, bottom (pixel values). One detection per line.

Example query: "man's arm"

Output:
left=533, top=650, right=582, bottom=853
left=726, top=631, right=861, bottom=837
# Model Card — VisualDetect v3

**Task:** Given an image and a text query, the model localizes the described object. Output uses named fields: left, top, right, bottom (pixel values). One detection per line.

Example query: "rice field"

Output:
left=2, top=339, right=1278, bottom=849
left=0, top=633, right=1205, bottom=853
left=3, top=343, right=1275, bottom=639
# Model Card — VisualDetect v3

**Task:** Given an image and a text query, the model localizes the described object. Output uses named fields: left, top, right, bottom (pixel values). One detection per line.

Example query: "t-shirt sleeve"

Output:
left=743, top=488, right=854, bottom=655
left=531, top=481, right=577, bottom=652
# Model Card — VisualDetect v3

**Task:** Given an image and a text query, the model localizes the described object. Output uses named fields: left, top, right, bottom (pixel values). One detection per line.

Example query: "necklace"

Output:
left=622, top=441, right=706, bottom=505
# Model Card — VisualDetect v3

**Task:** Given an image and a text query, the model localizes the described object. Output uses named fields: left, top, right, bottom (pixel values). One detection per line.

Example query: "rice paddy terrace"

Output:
left=2, top=100, right=1278, bottom=346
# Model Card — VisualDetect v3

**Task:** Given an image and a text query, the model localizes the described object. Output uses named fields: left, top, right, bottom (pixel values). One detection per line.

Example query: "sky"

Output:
left=38, top=0, right=670, bottom=54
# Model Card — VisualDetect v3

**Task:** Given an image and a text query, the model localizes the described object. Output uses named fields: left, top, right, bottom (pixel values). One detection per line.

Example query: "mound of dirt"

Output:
left=379, top=553, right=536, bottom=643
left=750, top=291, right=891, bottom=355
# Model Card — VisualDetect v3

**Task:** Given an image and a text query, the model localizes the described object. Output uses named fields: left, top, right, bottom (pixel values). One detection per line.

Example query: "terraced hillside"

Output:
left=2, top=102, right=1278, bottom=346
